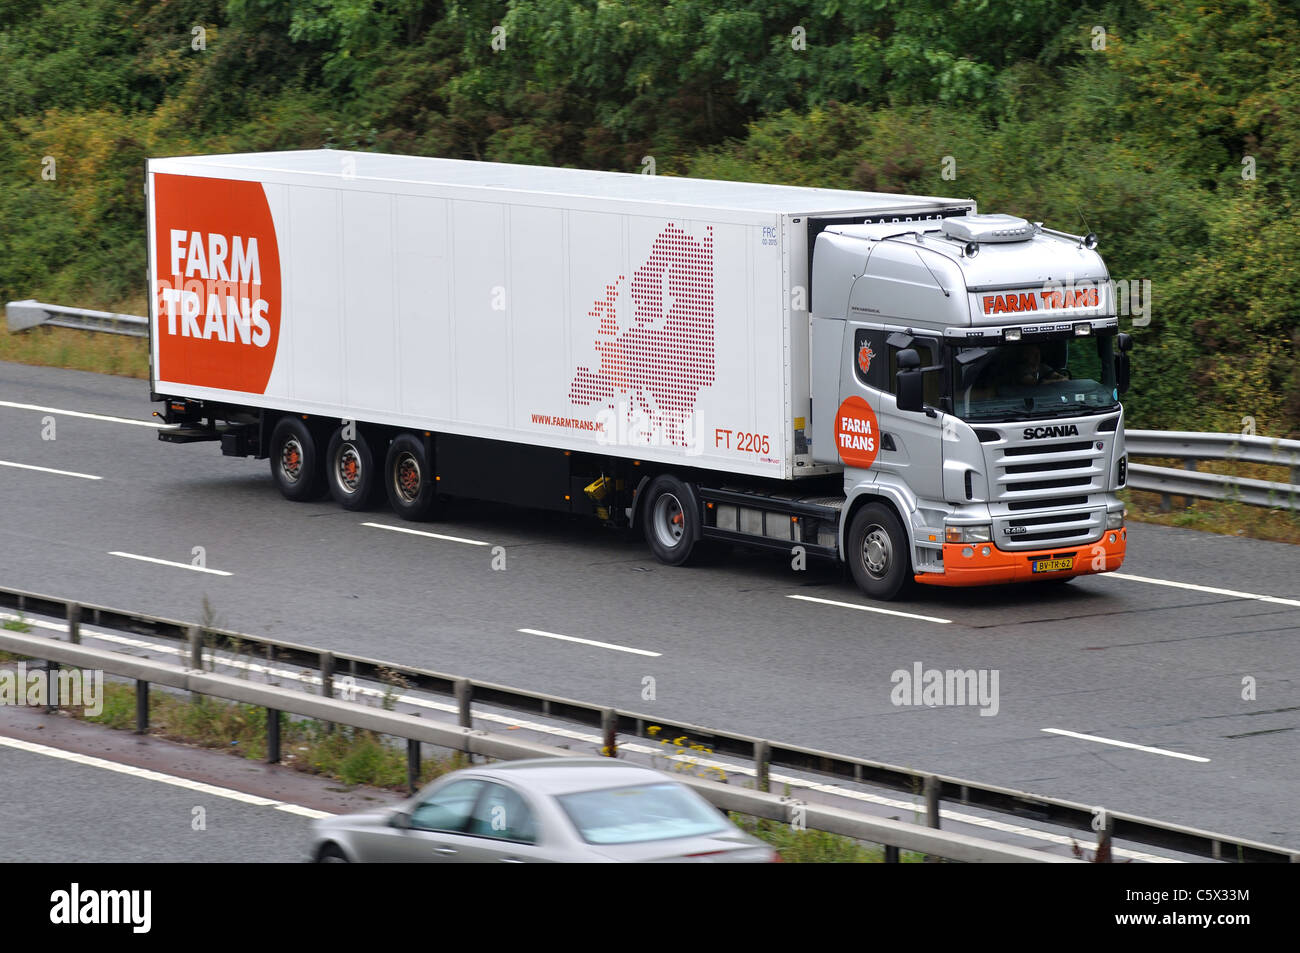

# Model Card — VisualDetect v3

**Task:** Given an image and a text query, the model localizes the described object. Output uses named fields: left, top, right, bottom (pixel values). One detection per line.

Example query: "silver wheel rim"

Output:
left=280, top=436, right=304, bottom=484
left=862, top=524, right=893, bottom=579
left=393, top=451, right=422, bottom=504
left=652, top=492, right=686, bottom=549
left=336, top=444, right=363, bottom=494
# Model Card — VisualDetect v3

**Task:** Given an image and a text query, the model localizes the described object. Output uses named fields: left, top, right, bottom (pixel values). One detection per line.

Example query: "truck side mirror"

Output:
left=896, top=348, right=924, bottom=413
left=1115, top=332, right=1132, bottom=394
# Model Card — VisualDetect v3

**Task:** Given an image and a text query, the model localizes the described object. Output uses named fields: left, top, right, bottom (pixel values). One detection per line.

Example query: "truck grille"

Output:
left=985, top=432, right=1108, bottom=550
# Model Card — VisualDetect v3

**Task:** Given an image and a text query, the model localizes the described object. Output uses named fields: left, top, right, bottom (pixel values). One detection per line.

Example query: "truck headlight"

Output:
left=1106, top=510, right=1125, bottom=530
left=945, top=524, right=991, bottom=544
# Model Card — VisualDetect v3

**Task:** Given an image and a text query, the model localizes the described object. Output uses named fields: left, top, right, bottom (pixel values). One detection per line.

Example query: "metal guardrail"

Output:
left=1126, top=430, right=1300, bottom=511
left=0, top=585, right=1294, bottom=863
left=6, top=300, right=148, bottom=337
left=0, top=628, right=1070, bottom=864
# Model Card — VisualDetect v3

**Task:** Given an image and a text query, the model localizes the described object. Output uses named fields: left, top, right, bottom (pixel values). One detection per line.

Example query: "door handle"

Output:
left=432, top=846, right=458, bottom=855
left=499, top=857, right=525, bottom=863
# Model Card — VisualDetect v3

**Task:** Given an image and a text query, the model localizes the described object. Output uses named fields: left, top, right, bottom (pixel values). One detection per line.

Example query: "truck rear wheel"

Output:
left=642, top=475, right=701, bottom=566
left=846, top=502, right=910, bottom=601
left=326, top=427, right=381, bottom=511
left=384, top=433, right=440, bottom=520
left=270, top=417, right=325, bottom=502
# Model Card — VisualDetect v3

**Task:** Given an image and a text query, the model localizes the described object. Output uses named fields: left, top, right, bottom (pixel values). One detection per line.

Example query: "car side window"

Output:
left=410, top=779, right=483, bottom=833
left=467, top=782, right=537, bottom=843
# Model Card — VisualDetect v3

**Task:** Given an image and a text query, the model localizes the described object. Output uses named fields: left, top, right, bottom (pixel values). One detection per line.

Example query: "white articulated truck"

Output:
left=146, top=150, right=1131, bottom=599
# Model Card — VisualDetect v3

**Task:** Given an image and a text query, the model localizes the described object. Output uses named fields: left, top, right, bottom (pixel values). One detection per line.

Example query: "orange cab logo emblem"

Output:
left=857, top=341, right=876, bottom=376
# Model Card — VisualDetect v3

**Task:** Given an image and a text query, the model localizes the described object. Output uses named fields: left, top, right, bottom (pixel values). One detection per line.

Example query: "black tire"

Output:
left=326, top=426, right=381, bottom=511
left=384, top=433, right=440, bottom=520
left=316, top=843, right=350, bottom=863
left=269, top=416, right=325, bottom=501
left=641, top=475, right=701, bottom=566
left=846, top=501, right=910, bottom=601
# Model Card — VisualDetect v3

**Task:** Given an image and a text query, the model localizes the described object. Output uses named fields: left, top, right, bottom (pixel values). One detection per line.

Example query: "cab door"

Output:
left=867, top=330, right=946, bottom=503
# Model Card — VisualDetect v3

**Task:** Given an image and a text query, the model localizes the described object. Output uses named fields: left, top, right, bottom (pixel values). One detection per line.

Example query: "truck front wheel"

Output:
left=642, top=475, right=701, bottom=566
left=326, top=427, right=381, bottom=511
left=846, top=502, right=910, bottom=601
left=270, top=417, right=325, bottom=502
left=384, top=434, right=440, bottom=520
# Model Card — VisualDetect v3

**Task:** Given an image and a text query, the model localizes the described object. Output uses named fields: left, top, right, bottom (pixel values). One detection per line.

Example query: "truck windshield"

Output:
left=951, top=333, right=1120, bottom=422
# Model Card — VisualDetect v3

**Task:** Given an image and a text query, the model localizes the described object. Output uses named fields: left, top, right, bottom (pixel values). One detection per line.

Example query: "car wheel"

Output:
left=316, top=843, right=350, bottom=863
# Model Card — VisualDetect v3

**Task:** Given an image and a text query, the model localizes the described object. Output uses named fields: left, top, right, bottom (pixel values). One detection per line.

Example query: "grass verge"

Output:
left=1123, top=472, right=1300, bottom=546
left=0, top=325, right=149, bottom=379
left=71, top=679, right=464, bottom=791
left=730, top=813, right=926, bottom=863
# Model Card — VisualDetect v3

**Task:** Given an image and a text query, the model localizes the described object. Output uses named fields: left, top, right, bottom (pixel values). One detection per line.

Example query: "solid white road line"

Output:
left=517, top=627, right=661, bottom=657
left=362, top=521, right=490, bottom=547
left=0, top=460, right=101, bottom=480
left=0, top=399, right=174, bottom=429
left=1042, top=728, right=1211, bottom=763
left=109, top=551, right=233, bottom=576
left=786, top=594, right=952, bottom=624
left=0, top=736, right=333, bottom=819
left=1103, top=571, right=1300, bottom=609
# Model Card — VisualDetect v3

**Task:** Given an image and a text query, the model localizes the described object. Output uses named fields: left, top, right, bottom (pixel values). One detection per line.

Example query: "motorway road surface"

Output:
left=1, top=361, right=1297, bottom=851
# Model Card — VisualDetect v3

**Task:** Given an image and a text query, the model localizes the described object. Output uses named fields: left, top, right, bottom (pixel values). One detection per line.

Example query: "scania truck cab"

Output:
left=810, top=213, right=1132, bottom=599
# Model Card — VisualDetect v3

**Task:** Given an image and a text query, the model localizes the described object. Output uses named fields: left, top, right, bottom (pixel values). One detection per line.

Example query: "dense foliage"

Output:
left=0, top=0, right=1295, bottom=432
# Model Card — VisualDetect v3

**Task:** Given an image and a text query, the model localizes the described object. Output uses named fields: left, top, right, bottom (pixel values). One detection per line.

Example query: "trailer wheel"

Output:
left=270, top=417, right=325, bottom=502
left=326, top=427, right=381, bottom=511
left=846, top=502, right=910, bottom=601
left=384, top=433, right=440, bottom=520
left=642, top=475, right=700, bottom=566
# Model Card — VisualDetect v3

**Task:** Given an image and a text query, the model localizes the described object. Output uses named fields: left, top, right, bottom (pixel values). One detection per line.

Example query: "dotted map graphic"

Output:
left=569, top=224, right=715, bottom=447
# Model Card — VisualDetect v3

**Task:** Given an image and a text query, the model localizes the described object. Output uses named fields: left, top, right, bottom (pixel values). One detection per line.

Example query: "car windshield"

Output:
left=556, top=782, right=729, bottom=845
left=952, top=333, right=1120, bottom=422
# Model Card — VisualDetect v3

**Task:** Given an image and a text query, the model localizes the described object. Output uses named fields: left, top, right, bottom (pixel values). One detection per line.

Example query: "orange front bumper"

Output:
left=915, top=528, right=1126, bottom=587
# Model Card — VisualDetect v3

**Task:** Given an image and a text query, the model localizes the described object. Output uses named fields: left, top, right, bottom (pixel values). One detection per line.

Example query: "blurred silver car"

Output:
left=310, top=758, right=777, bottom=863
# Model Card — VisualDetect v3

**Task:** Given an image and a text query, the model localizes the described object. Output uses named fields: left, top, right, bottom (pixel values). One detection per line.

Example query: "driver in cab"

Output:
left=1011, top=344, right=1065, bottom=386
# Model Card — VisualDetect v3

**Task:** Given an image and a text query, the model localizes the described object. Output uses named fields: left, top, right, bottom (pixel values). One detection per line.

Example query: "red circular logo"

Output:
left=834, top=395, right=880, bottom=469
